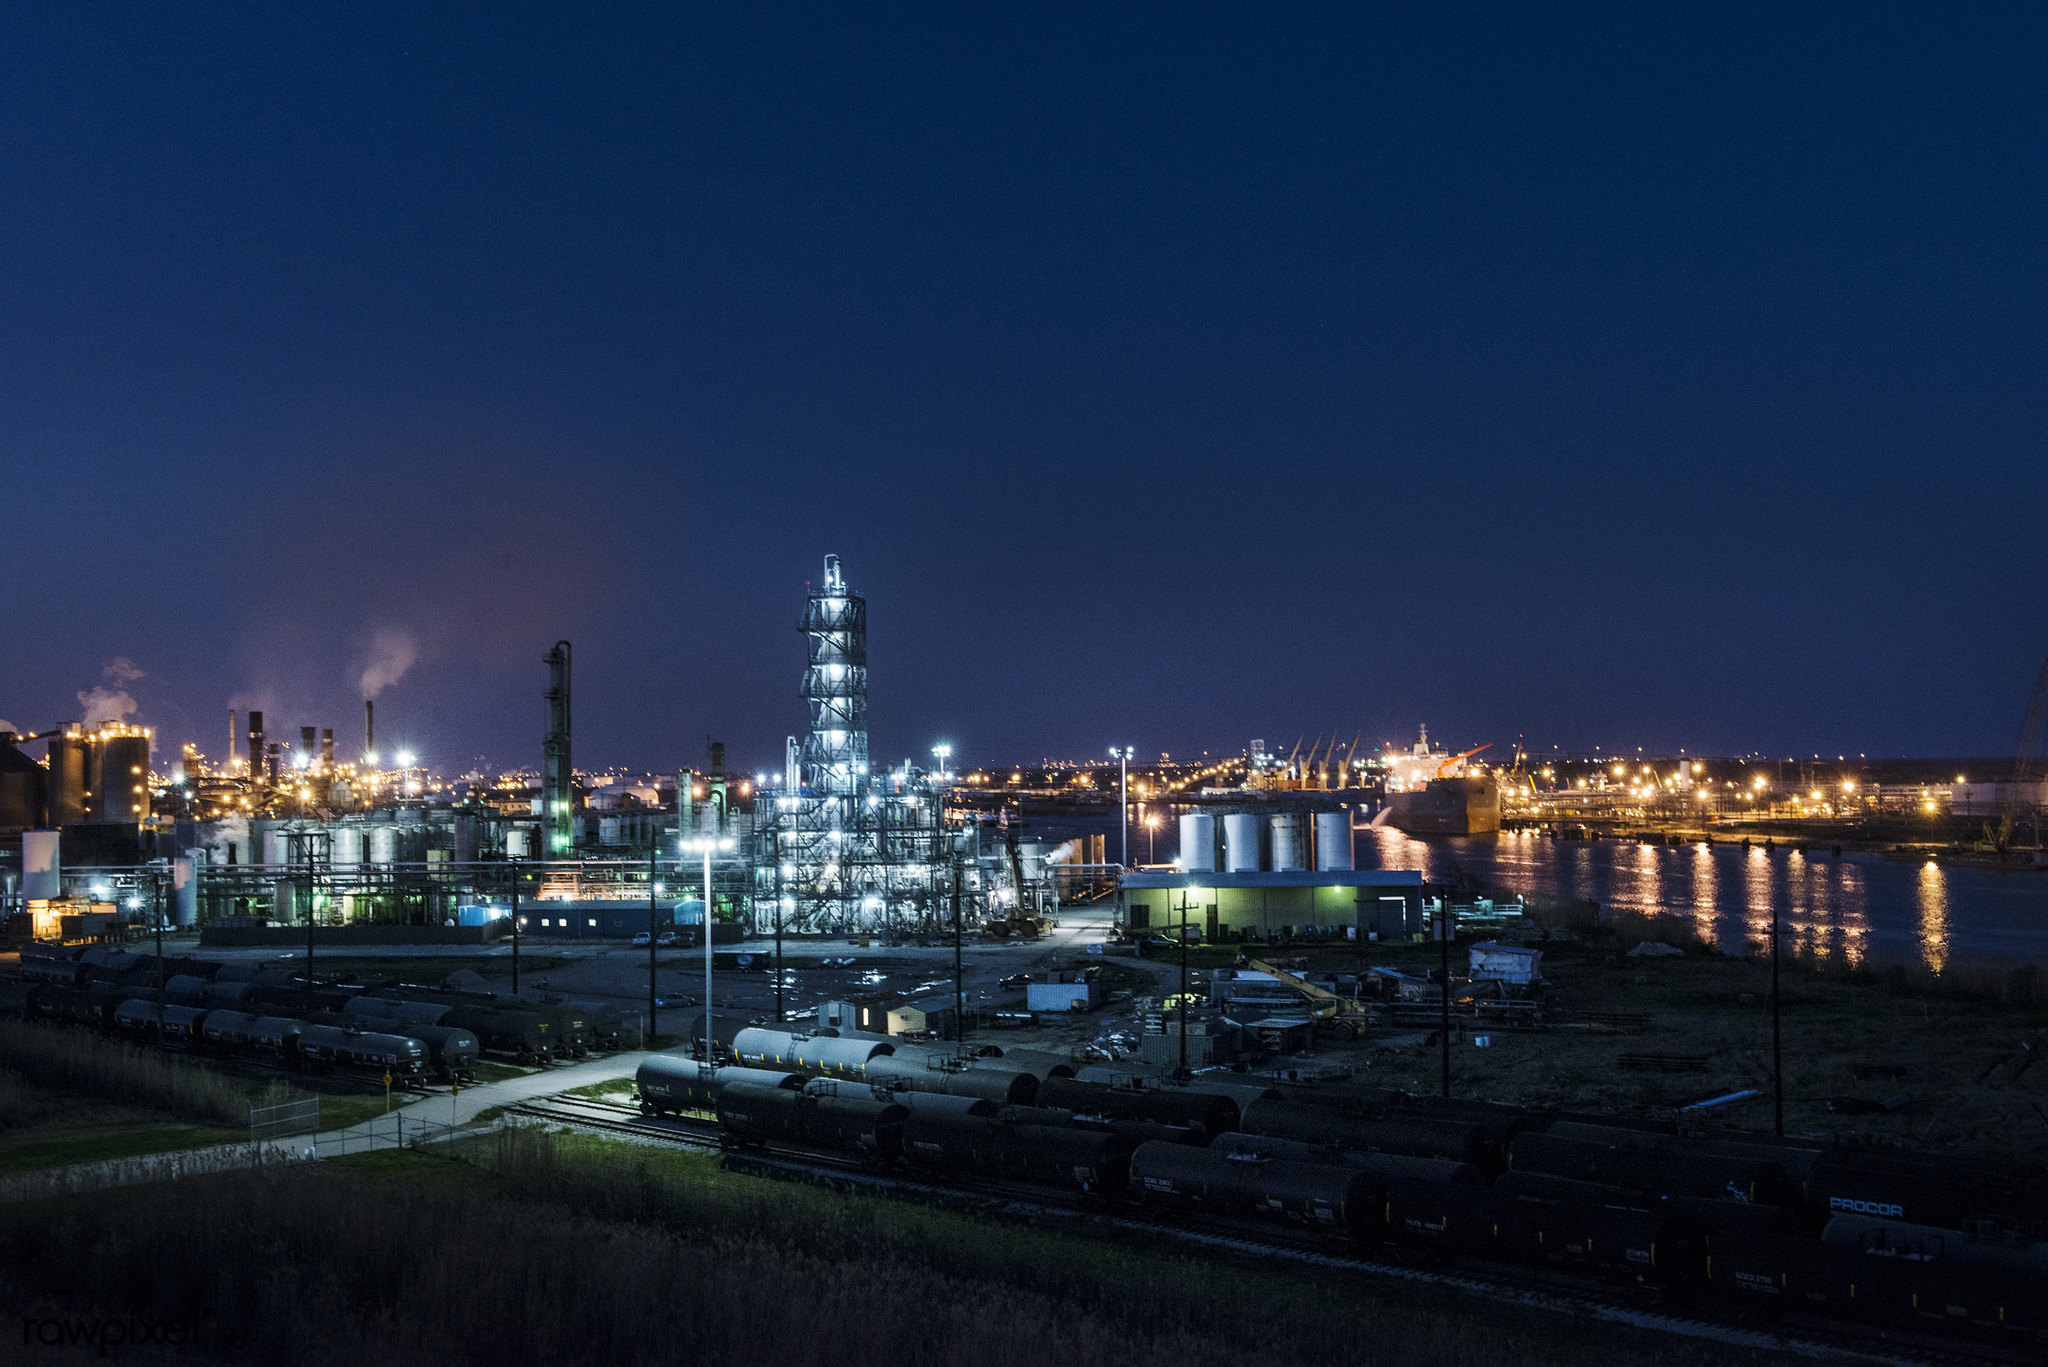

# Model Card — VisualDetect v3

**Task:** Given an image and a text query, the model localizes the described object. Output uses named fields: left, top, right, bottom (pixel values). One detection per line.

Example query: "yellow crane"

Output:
left=1244, top=958, right=1372, bottom=1038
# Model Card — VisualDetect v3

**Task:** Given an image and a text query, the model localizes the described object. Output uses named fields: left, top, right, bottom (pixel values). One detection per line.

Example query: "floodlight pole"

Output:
left=1772, top=898, right=1784, bottom=1136
left=649, top=845, right=660, bottom=1044
left=508, top=858, right=521, bottom=994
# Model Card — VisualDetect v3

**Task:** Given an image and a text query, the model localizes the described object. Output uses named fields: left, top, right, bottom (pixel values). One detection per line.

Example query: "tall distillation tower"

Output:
left=754, top=556, right=957, bottom=933
left=542, top=640, right=573, bottom=856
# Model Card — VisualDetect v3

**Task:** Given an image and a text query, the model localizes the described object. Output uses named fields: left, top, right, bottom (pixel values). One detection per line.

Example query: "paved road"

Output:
left=0, top=1051, right=651, bottom=1203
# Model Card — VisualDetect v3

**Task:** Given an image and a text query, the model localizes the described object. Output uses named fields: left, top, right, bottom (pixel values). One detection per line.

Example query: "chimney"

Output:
left=320, top=729, right=334, bottom=767
left=248, top=712, right=264, bottom=786
left=228, top=708, right=237, bottom=775
left=365, top=698, right=375, bottom=759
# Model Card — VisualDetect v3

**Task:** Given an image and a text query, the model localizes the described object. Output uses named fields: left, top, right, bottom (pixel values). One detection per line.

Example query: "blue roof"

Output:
left=1119, top=869, right=1422, bottom=890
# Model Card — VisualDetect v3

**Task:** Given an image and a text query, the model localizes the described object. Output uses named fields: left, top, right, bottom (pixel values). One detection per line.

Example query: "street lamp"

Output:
left=931, top=744, right=951, bottom=780
left=682, top=835, right=734, bottom=1065
left=1108, top=747, right=1132, bottom=869
left=1144, top=812, right=1160, bottom=865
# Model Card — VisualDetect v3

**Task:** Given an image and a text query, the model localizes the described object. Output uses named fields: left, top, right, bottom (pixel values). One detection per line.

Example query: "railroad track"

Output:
left=500, top=1095, right=2021, bottom=1367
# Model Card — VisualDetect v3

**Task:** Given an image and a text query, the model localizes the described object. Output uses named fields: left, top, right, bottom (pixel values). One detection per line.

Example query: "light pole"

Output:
left=682, top=835, right=733, bottom=1065
left=649, top=844, right=662, bottom=1045
left=931, top=744, right=951, bottom=781
left=1144, top=812, right=1160, bottom=865
left=508, top=857, right=522, bottom=994
left=1109, top=746, right=1132, bottom=870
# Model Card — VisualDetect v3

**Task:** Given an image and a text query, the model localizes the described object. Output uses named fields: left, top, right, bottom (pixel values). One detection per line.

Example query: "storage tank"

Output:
left=172, top=856, right=198, bottom=926
left=98, top=733, right=151, bottom=823
left=330, top=827, right=361, bottom=866
left=1222, top=814, right=1262, bottom=872
left=46, top=735, right=87, bottom=825
left=1178, top=813, right=1216, bottom=872
left=505, top=827, right=532, bottom=858
left=598, top=816, right=622, bottom=845
left=261, top=829, right=283, bottom=866
left=0, top=734, right=48, bottom=830
left=22, top=830, right=60, bottom=899
left=369, top=826, right=399, bottom=863
left=1314, top=812, right=1354, bottom=871
left=1269, top=814, right=1305, bottom=871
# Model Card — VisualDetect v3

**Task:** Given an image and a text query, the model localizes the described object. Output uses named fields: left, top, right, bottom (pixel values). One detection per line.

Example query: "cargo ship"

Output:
left=1374, top=726, right=1501, bottom=836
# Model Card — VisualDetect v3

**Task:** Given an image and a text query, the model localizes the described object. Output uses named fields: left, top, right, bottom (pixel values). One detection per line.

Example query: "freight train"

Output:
left=639, top=1030, right=2048, bottom=1352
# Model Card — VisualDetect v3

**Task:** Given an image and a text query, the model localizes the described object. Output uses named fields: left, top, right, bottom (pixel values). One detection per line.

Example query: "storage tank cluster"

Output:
left=1180, top=809, right=1353, bottom=873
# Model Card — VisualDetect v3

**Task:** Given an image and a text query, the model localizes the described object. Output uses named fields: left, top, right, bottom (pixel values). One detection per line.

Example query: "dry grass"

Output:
left=0, top=1019, right=248, bottom=1127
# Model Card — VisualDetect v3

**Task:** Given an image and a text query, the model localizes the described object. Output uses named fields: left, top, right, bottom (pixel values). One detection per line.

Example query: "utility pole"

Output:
left=1771, top=898, right=1784, bottom=1136
left=1436, top=899, right=1452, bottom=1099
left=951, top=834, right=965, bottom=1044
left=648, top=845, right=660, bottom=1046
left=1110, top=747, right=1131, bottom=870
left=1177, top=888, right=1191, bottom=1079
left=773, top=859, right=785, bottom=1026
left=508, top=858, right=521, bottom=994
left=153, top=869, right=165, bottom=1014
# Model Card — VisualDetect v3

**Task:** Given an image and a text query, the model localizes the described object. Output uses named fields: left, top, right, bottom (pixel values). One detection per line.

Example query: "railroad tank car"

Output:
left=637, top=1058, right=803, bottom=1115
left=731, top=1026, right=896, bottom=1077
left=112, top=999, right=208, bottom=1044
left=1507, top=1132, right=1798, bottom=1207
left=350, top=996, right=455, bottom=1027
left=245, top=1016, right=306, bottom=1059
left=342, top=1012, right=480, bottom=1079
left=1208, top=1132, right=1483, bottom=1186
left=0, top=980, right=41, bottom=1017
left=1037, top=1078, right=1238, bottom=1137
left=1781, top=1236, right=2048, bottom=1342
left=435, top=1004, right=554, bottom=1060
left=1238, top=1099, right=1496, bottom=1169
left=1822, top=1213, right=2048, bottom=1276
left=1489, top=1170, right=1679, bottom=1276
left=897, top=1108, right=1131, bottom=1195
left=1129, top=1142, right=1383, bottom=1240
left=36, top=985, right=115, bottom=1026
left=1382, top=1176, right=1511, bottom=1258
left=996, top=1103, right=1206, bottom=1148
left=200, top=1008, right=262, bottom=1050
left=865, top=1060, right=1038, bottom=1106
left=1419, top=1097, right=1549, bottom=1142
left=981, top=1047, right=1076, bottom=1081
left=1545, top=1119, right=1826, bottom=1187
left=1804, top=1150, right=2048, bottom=1233
left=555, top=999, right=623, bottom=1049
left=872, top=1089, right=999, bottom=1117
left=715, top=1081, right=907, bottom=1162
left=295, top=1023, right=428, bottom=1078
left=20, top=951, right=89, bottom=985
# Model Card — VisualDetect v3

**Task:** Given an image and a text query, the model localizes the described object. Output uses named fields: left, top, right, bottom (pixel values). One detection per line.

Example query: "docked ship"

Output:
left=1374, top=726, right=1501, bottom=836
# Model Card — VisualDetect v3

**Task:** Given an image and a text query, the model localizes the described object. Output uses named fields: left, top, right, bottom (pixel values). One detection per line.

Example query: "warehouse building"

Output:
left=1119, top=868, right=1425, bottom=942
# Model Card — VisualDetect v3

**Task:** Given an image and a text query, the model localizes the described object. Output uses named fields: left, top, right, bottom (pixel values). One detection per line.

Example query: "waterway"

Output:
left=1357, top=828, right=2048, bottom=970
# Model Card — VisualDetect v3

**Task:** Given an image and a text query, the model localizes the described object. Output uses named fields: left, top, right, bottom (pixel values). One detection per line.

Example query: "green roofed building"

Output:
left=1118, top=869, right=1425, bottom=943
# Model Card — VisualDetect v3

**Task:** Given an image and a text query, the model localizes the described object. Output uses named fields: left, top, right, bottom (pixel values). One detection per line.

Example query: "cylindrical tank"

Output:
left=261, top=830, right=283, bottom=866
left=329, top=827, right=361, bottom=865
left=731, top=1026, right=896, bottom=1077
left=1178, top=813, right=1216, bottom=872
left=636, top=1058, right=801, bottom=1114
left=369, top=826, right=399, bottom=863
left=1314, top=812, right=1353, bottom=871
left=98, top=734, right=150, bottom=822
left=1222, top=814, right=1262, bottom=873
left=22, top=830, right=60, bottom=899
left=505, top=827, right=532, bottom=858
left=1269, top=814, right=1305, bottom=871
left=598, top=816, right=622, bottom=845
left=0, top=736, right=48, bottom=830
left=172, top=856, right=198, bottom=925
left=46, top=736, right=87, bottom=825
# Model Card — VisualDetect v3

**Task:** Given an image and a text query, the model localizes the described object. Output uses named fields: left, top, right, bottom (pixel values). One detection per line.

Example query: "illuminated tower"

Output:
left=543, top=640, right=573, bottom=855
left=800, top=555, right=866, bottom=793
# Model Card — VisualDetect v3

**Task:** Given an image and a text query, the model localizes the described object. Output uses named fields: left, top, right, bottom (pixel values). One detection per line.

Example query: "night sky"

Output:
left=4, top=6, right=2045, bottom=774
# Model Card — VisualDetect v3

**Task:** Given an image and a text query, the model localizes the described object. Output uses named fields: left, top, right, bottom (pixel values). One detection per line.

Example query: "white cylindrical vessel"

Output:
left=1178, top=813, right=1216, bottom=871
left=1270, top=814, right=1305, bottom=871
left=22, top=830, right=59, bottom=899
left=1222, top=813, right=1262, bottom=872
left=173, top=856, right=199, bottom=925
left=330, top=827, right=361, bottom=866
left=1315, top=812, right=1354, bottom=871
left=505, top=827, right=532, bottom=859
left=261, top=830, right=283, bottom=867
left=369, top=826, right=399, bottom=863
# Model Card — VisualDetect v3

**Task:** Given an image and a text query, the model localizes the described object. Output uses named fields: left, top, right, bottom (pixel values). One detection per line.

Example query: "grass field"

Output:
left=0, top=1129, right=1804, bottom=1367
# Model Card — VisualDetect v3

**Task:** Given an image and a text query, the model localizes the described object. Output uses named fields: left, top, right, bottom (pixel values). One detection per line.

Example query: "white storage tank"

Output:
left=369, top=826, right=399, bottom=863
left=22, top=829, right=59, bottom=900
left=505, top=827, right=532, bottom=858
left=1178, top=812, right=1216, bottom=871
left=1270, top=814, right=1306, bottom=871
left=261, top=830, right=283, bottom=867
left=172, top=855, right=199, bottom=926
left=1315, top=812, right=1354, bottom=871
left=1222, top=813, right=1263, bottom=872
left=330, top=827, right=361, bottom=866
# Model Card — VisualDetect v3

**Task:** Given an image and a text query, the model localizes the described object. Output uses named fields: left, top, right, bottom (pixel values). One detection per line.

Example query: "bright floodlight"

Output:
left=363, top=752, right=378, bottom=766
left=653, top=881, right=666, bottom=896
left=397, top=751, right=415, bottom=767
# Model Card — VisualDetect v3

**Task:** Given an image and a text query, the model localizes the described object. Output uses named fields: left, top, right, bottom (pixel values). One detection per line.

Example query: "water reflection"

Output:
left=1917, top=861, right=1949, bottom=975
left=1354, top=826, right=2038, bottom=966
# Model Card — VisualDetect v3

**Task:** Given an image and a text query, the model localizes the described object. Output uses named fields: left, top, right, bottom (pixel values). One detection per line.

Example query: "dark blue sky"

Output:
left=4, top=5, right=2045, bottom=773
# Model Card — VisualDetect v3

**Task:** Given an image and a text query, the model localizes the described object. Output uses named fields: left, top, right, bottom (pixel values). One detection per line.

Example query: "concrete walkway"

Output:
left=0, top=1051, right=650, bottom=1203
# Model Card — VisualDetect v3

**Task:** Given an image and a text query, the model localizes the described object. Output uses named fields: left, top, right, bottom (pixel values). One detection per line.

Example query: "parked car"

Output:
left=631, top=932, right=652, bottom=947
left=656, top=931, right=678, bottom=947
left=998, top=973, right=1031, bottom=989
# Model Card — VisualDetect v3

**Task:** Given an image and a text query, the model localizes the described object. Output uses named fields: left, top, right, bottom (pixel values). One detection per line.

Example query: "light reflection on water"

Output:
left=1358, top=827, right=2038, bottom=967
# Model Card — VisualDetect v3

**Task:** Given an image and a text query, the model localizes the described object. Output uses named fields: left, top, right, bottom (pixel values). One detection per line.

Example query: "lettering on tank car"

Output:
left=1142, top=1177, right=1175, bottom=1193
left=1830, top=1196, right=1904, bottom=1218
left=1733, top=1270, right=1781, bottom=1294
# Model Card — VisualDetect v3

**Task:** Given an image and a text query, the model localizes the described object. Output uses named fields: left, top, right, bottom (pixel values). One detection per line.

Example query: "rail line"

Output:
left=500, top=1096, right=2020, bottom=1367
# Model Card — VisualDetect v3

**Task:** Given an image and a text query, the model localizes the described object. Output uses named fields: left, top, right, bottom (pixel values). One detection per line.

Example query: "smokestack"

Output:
left=365, top=698, right=375, bottom=759
left=228, top=708, right=236, bottom=775
left=320, top=729, right=334, bottom=767
left=299, top=726, right=316, bottom=767
left=248, top=712, right=264, bottom=787
left=542, top=641, right=572, bottom=857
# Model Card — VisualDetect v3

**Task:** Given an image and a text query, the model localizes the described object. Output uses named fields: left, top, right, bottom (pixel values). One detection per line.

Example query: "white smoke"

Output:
left=102, top=657, right=145, bottom=686
left=358, top=628, right=418, bottom=699
left=77, top=687, right=138, bottom=727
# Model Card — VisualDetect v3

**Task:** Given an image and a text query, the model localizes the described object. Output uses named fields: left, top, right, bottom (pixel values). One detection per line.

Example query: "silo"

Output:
left=22, top=830, right=60, bottom=899
left=369, top=826, right=399, bottom=863
left=46, top=736, right=87, bottom=825
left=1222, top=814, right=1263, bottom=872
left=98, top=733, right=151, bottom=823
left=1178, top=813, right=1216, bottom=871
left=0, top=734, right=47, bottom=830
left=505, top=827, right=532, bottom=858
left=1270, top=814, right=1306, bottom=871
left=330, top=827, right=361, bottom=866
left=261, top=829, right=283, bottom=867
left=1315, top=812, right=1354, bottom=870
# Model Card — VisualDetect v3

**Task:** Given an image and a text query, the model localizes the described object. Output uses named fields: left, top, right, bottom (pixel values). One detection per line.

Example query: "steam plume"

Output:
left=359, top=628, right=418, bottom=699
